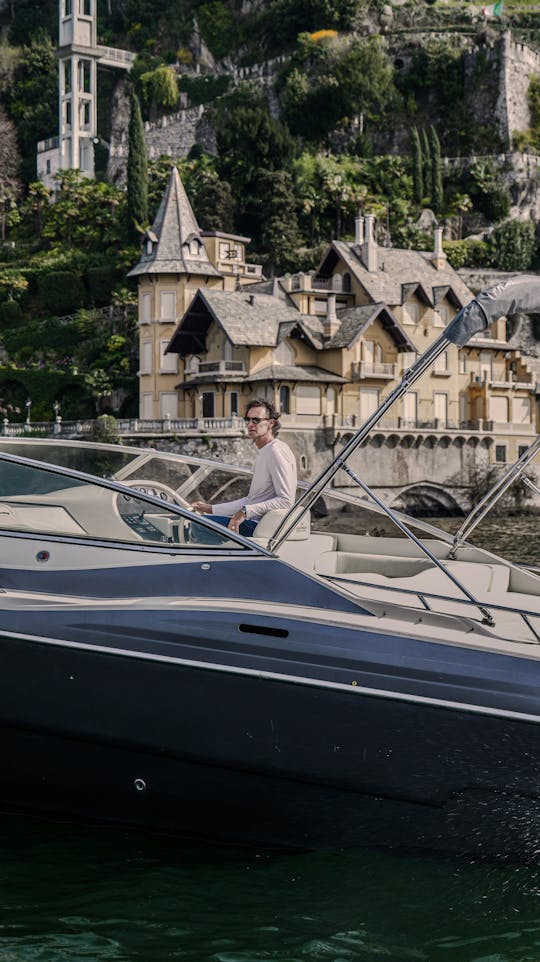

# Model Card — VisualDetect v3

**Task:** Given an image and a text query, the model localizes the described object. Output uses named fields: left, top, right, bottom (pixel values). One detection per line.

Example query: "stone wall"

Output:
left=107, top=79, right=217, bottom=185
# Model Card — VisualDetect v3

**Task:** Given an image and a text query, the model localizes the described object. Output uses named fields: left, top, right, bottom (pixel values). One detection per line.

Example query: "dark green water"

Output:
left=3, top=814, right=540, bottom=962
left=3, top=516, right=540, bottom=960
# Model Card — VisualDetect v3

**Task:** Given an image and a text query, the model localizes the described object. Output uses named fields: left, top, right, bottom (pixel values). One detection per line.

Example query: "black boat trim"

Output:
left=2, top=626, right=540, bottom=725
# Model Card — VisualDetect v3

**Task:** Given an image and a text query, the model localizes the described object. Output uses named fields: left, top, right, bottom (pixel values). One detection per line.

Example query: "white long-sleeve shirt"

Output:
left=212, top=438, right=297, bottom=522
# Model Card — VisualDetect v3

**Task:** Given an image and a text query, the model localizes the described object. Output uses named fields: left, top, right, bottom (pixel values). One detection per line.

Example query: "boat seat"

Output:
left=316, top=554, right=511, bottom=597
left=314, top=551, right=432, bottom=579
left=252, top=508, right=311, bottom=542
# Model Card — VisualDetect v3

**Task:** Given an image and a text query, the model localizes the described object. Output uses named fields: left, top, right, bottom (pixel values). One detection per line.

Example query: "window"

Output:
left=489, top=395, right=509, bottom=423
left=140, top=341, right=152, bottom=374
left=79, top=60, right=91, bottom=93
left=63, top=61, right=71, bottom=94
left=141, top=394, right=153, bottom=419
left=495, top=445, right=507, bottom=463
left=63, top=0, right=72, bottom=15
left=80, top=0, right=91, bottom=14
left=202, top=392, right=215, bottom=417
left=296, top=385, right=320, bottom=415
left=279, top=385, right=290, bottom=414
left=433, top=306, right=448, bottom=328
left=80, top=100, right=91, bottom=129
left=141, top=292, right=152, bottom=323
left=359, top=388, right=379, bottom=420
left=479, top=351, right=492, bottom=381
left=64, top=101, right=72, bottom=129
left=160, top=291, right=176, bottom=322
left=512, top=397, right=530, bottom=424
left=403, top=392, right=417, bottom=423
left=342, top=272, right=351, bottom=293
left=519, top=445, right=529, bottom=459
left=325, top=386, right=336, bottom=416
left=46, top=159, right=51, bottom=174
left=160, top=339, right=177, bottom=374
left=458, top=351, right=467, bottom=374
left=230, top=391, right=239, bottom=416
left=159, top=392, right=178, bottom=418
left=434, top=392, right=448, bottom=425
left=433, top=351, right=448, bottom=374
left=402, top=303, right=418, bottom=325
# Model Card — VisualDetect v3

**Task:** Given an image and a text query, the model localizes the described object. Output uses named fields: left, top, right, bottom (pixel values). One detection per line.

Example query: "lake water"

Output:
left=2, top=516, right=540, bottom=961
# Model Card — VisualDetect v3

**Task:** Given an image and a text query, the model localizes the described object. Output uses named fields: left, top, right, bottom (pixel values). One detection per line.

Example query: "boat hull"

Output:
left=2, top=620, right=540, bottom=858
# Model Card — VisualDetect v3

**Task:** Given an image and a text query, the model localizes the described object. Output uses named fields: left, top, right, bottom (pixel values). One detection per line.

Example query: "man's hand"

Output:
left=228, top=509, right=245, bottom=533
left=191, top=500, right=212, bottom=514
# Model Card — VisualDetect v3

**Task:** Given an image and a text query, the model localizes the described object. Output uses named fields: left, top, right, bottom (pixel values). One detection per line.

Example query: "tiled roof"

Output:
left=322, top=242, right=473, bottom=308
left=128, top=167, right=221, bottom=278
left=248, top=364, right=346, bottom=383
left=325, top=303, right=416, bottom=351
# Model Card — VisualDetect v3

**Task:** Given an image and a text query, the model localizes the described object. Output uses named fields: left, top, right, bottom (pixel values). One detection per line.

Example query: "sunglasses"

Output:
left=244, top=416, right=270, bottom=424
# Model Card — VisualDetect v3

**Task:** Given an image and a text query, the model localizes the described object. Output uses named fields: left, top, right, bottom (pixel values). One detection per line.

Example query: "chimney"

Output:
left=431, top=226, right=447, bottom=270
left=362, top=214, right=377, bottom=272
left=323, top=293, right=340, bottom=339
left=354, top=213, right=364, bottom=246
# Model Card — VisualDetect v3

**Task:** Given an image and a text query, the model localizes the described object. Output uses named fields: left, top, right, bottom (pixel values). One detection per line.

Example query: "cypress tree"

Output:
left=127, top=92, right=148, bottom=244
left=421, top=128, right=431, bottom=202
left=430, top=125, right=444, bottom=214
left=411, top=127, right=423, bottom=205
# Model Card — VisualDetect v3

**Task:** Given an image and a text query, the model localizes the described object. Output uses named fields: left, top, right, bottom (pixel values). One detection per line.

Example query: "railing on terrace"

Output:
left=2, top=416, right=535, bottom=439
left=351, top=361, right=397, bottom=380
left=185, top=361, right=245, bottom=377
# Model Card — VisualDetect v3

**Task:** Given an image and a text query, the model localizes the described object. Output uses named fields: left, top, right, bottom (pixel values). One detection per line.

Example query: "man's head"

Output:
left=244, top=398, right=281, bottom=447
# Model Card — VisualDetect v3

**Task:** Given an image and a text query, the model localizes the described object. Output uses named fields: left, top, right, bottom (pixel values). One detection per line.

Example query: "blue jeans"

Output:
left=190, top=514, right=258, bottom=544
left=212, top=515, right=258, bottom=537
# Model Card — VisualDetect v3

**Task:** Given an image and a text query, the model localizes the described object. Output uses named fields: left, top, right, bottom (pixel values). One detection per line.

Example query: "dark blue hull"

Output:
left=1, top=608, right=540, bottom=858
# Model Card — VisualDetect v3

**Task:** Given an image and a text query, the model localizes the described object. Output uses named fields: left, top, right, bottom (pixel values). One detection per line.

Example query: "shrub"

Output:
left=491, top=220, right=536, bottom=272
left=86, top=265, right=119, bottom=306
left=90, top=414, right=120, bottom=444
left=0, top=299, right=23, bottom=327
left=37, top=270, right=85, bottom=315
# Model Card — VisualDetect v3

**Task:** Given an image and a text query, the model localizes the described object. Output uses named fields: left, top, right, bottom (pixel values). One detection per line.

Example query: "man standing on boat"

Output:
left=191, top=398, right=297, bottom=537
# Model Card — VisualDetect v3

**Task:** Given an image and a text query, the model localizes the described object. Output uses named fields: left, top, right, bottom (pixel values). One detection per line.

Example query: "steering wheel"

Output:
left=119, top=479, right=191, bottom=509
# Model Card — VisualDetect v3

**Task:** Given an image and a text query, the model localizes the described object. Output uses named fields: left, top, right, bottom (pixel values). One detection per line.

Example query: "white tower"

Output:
left=37, top=0, right=135, bottom=185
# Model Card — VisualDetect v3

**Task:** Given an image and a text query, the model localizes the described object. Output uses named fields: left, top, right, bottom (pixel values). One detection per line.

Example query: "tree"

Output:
left=421, top=128, right=431, bottom=202
left=127, top=92, right=148, bottom=244
left=7, top=32, right=57, bottom=183
left=140, top=65, right=179, bottom=118
left=84, top=367, right=113, bottom=414
left=0, top=106, right=22, bottom=240
left=491, top=220, right=536, bottom=272
left=411, top=127, right=423, bottom=206
left=216, top=94, right=295, bottom=238
left=195, top=178, right=235, bottom=233
left=257, top=169, right=302, bottom=274
left=430, top=125, right=443, bottom=215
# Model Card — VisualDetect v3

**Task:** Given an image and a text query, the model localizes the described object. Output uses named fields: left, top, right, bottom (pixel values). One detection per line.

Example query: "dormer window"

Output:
left=146, top=239, right=153, bottom=255
left=183, top=233, right=203, bottom=258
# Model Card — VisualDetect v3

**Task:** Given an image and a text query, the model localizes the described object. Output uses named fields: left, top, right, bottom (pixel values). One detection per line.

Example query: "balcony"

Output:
left=216, top=261, right=263, bottom=279
left=184, top=361, right=246, bottom=379
left=351, top=361, right=397, bottom=380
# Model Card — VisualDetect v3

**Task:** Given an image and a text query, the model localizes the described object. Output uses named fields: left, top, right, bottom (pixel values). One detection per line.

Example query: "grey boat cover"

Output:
left=445, top=274, right=540, bottom=346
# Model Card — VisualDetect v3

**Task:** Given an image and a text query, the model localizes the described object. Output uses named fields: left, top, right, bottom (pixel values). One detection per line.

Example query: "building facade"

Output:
left=129, top=168, right=539, bottom=505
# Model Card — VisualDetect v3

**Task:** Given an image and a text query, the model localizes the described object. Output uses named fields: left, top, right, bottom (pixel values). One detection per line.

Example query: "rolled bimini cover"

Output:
left=446, top=274, right=540, bottom=347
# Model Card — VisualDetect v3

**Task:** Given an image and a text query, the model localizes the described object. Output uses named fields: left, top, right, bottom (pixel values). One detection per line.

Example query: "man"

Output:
left=191, top=398, right=297, bottom=536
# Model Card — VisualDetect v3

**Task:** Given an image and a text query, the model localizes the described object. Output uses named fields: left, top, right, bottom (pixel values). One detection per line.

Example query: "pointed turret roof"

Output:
left=128, top=166, right=221, bottom=278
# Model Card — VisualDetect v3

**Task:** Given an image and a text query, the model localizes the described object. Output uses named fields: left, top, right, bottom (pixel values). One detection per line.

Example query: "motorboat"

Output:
left=0, top=276, right=539, bottom=858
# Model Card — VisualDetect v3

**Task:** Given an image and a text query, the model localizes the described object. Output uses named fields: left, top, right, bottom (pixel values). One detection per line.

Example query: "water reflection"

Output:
left=1, top=815, right=540, bottom=961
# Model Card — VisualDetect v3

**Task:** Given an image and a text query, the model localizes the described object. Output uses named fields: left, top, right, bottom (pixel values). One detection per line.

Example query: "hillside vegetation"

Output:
left=1, top=0, right=540, bottom=419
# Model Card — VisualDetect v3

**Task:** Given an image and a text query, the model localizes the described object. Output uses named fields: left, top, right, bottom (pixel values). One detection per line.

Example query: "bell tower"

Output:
left=42, top=0, right=135, bottom=180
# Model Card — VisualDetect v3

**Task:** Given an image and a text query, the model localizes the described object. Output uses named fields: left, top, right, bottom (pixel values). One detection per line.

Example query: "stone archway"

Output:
left=391, top=483, right=465, bottom=517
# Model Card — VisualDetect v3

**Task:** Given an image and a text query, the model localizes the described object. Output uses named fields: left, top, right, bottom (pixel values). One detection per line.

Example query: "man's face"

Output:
left=244, top=405, right=275, bottom=445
